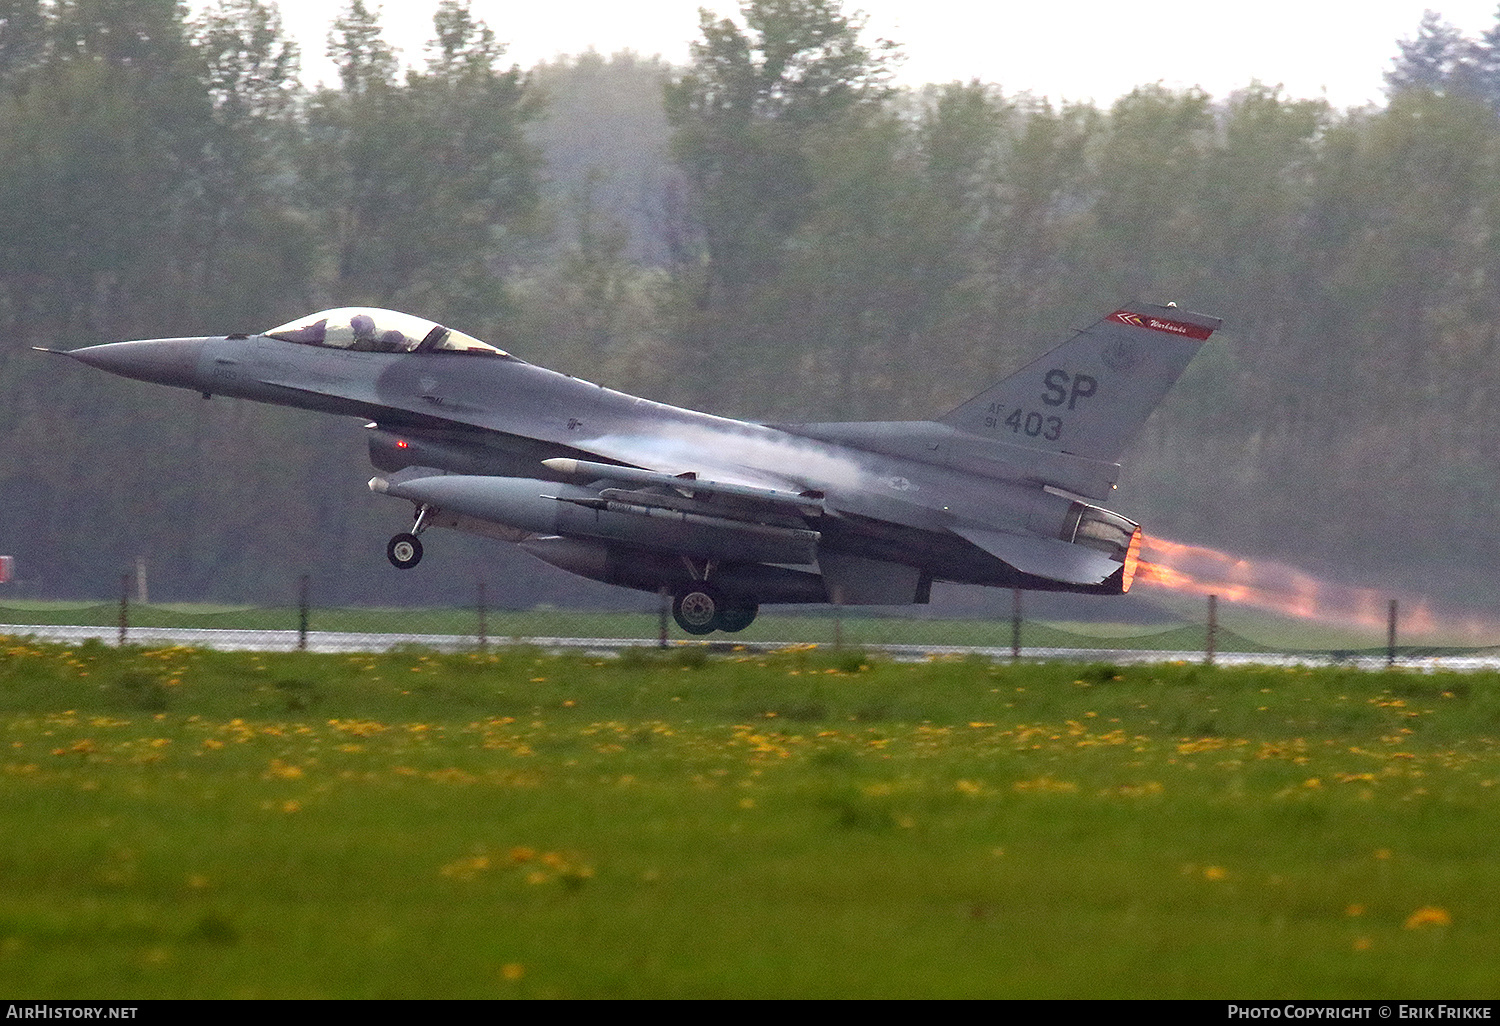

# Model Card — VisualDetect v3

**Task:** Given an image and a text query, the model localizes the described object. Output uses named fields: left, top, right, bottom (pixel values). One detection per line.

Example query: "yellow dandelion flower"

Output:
left=1346, top=904, right=1365, bottom=917
left=1353, top=937, right=1373, bottom=951
left=440, top=856, right=490, bottom=880
left=1404, top=906, right=1452, bottom=929
left=1203, top=866, right=1228, bottom=881
left=501, top=963, right=525, bottom=981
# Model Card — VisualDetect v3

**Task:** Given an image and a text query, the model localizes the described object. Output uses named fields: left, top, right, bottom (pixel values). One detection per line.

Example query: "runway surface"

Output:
left=3, top=622, right=1494, bottom=670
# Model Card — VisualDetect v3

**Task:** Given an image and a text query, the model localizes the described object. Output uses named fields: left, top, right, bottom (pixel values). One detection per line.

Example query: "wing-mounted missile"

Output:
left=541, top=458, right=827, bottom=514
left=367, top=425, right=592, bottom=479
left=591, top=487, right=809, bottom=529
left=550, top=487, right=806, bottom=531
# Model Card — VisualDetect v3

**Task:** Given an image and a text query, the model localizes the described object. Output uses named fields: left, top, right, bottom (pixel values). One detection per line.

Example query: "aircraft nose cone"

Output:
left=67, top=337, right=211, bottom=390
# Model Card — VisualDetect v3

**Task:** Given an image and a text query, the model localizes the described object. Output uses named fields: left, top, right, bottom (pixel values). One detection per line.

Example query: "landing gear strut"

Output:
left=387, top=504, right=432, bottom=569
left=671, top=582, right=759, bottom=634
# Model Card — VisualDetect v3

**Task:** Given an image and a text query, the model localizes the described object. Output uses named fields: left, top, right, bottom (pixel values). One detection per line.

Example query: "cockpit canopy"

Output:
left=264, top=308, right=513, bottom=358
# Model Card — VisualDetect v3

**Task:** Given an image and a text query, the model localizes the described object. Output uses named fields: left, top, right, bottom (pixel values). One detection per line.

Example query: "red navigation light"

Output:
left=396, top=439, right=409, bottom=449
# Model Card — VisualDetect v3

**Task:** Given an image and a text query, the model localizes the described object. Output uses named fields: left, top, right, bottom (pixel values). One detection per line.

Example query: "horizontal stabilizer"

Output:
left=952, top=525, right=1120, bottom=586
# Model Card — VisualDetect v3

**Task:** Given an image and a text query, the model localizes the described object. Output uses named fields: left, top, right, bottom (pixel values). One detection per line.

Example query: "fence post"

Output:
left=298, top=574, right=309, bottom=652
left=1205, top=594, right=1217, bottom=666
left=1011, top=588, right=1022, bottom=662
left=1387, top=599, right=1398, bottom=668
left=476, top=579, right=488, bottom=653
left=118, top=572, right=129, bottom=646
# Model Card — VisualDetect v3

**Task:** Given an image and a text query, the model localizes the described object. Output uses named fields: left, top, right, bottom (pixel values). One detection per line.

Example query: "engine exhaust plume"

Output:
left=1134, top=535, right=1463, bottom=638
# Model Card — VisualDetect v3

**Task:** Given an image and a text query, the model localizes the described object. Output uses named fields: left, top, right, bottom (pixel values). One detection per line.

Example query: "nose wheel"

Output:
left=387, top=532, right=423, bottom=569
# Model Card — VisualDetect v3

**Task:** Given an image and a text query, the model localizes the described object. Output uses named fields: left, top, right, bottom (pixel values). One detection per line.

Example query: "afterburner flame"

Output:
left=1120, top=526, right=1143, bottom=593
left=1135, top=535, right=1461, bottom=637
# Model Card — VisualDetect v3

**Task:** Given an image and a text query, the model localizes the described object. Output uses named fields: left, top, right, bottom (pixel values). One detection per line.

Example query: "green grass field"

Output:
left=1, top=636, right=1497, bottom=997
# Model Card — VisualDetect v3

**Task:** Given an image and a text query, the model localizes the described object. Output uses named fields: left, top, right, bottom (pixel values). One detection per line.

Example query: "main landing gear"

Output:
left=672, top=582, right=759, bottom=635
left=387, top=505, right=431, bottom=569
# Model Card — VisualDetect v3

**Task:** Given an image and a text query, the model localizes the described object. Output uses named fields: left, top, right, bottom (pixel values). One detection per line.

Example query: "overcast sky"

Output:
left=265, top=1, right=1500, bottom=109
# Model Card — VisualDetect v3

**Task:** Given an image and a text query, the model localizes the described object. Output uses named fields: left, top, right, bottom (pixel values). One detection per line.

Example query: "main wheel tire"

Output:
left=673, top=584, right=723, bottom=635
left=715, top=603, right=759, bottom=633
left=387, top=533, right=423, bottom=569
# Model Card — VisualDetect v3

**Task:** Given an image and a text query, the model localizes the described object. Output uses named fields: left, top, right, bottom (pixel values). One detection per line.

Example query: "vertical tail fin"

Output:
left=939, top=302, right=1221, bottom=463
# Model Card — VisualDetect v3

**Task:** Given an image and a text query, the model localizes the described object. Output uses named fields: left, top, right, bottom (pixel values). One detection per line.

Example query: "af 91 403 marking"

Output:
left=984, top=405, right=1064, bottom=441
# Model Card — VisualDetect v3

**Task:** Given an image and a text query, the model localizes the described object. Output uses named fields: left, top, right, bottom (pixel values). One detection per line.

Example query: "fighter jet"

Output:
left=46, top=302, right=1219, bottom=633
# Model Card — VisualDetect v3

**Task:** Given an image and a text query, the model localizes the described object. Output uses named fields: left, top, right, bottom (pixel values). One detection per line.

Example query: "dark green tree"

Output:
left=662, top=0, right=899, bottom=408
left=305, top=0, right=540, bottom=332
left=187, top=0, right=313, bottom=328
left=0, top=0, right=207, bottom=340
left=0, top=0, right=47, bottom=90
left=327, top=0, right=396, bottom=95
left=1385, top=9, right=1469, bottom=95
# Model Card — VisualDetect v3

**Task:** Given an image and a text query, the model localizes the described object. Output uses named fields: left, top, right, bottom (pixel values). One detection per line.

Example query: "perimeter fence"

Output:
left=3, top=575, right=1499, bottom=669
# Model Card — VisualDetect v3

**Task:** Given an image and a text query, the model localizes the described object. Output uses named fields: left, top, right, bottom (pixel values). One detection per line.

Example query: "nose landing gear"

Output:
left=387, top=504, right=432, bottom=569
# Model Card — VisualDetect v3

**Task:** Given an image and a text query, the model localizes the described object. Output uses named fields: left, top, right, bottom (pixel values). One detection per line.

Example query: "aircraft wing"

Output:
left=951, top=525, right=1121, bottom=585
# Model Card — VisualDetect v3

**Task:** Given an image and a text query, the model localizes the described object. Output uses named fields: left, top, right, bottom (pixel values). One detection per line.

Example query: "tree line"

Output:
left=2, top=0, right=1498, bottom=615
